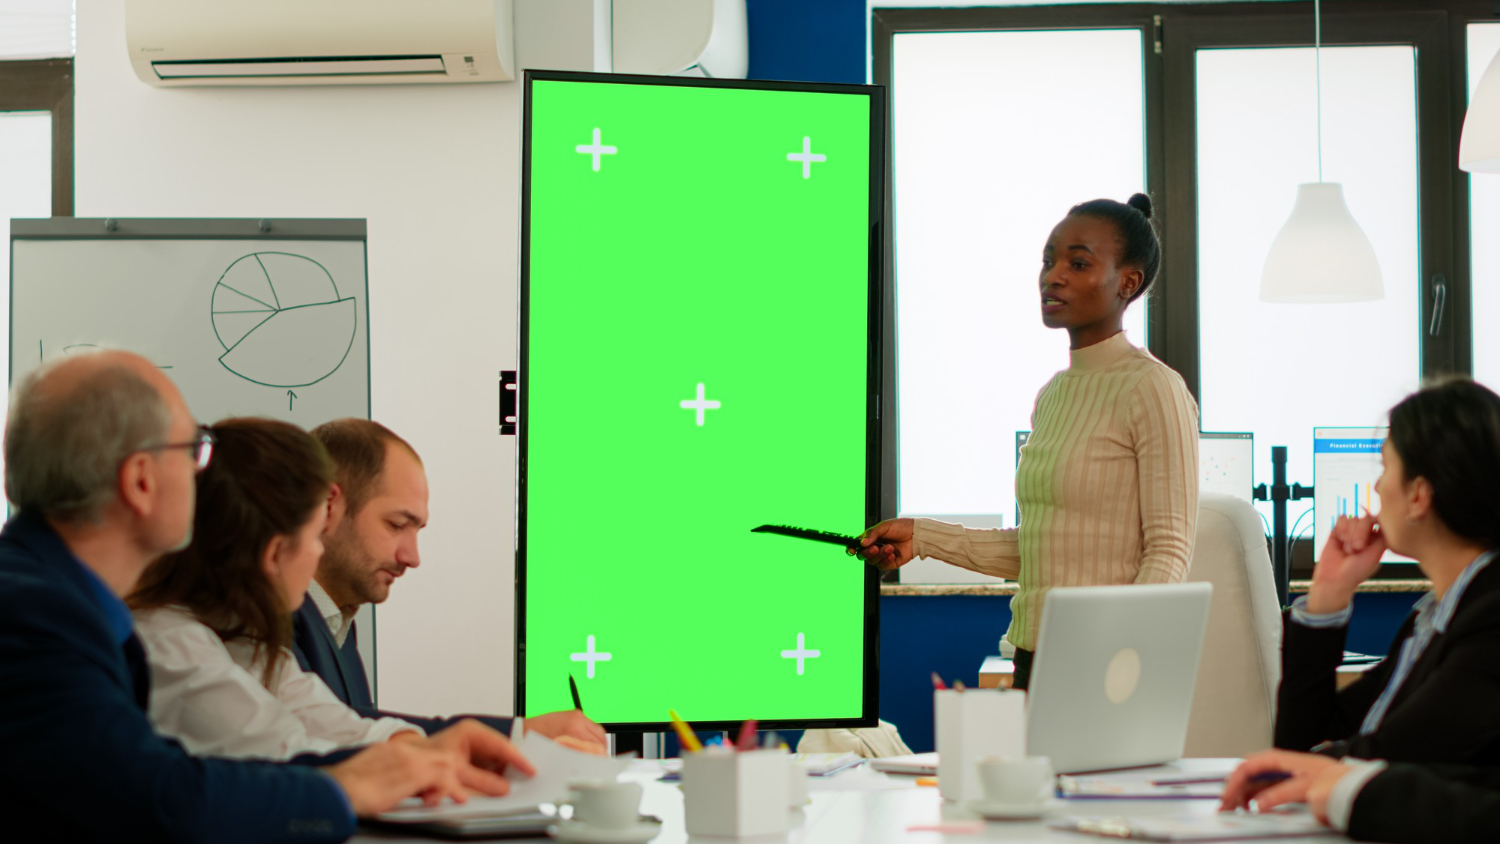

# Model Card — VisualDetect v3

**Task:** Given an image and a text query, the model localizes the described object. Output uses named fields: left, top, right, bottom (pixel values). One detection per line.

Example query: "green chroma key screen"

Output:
left=518, top=71, right=883, bottom=730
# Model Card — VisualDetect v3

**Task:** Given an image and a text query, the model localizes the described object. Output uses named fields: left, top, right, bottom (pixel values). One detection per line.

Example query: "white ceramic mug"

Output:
left=977, top=756, right=1053, bottom=807
left=787, top=760, right=810, bottom=809
left=566, top=779, right=642, bottom=830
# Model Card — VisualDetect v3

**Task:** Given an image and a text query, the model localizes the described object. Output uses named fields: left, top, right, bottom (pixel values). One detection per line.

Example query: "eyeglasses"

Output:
left=144, top=425, right=216, bottom=472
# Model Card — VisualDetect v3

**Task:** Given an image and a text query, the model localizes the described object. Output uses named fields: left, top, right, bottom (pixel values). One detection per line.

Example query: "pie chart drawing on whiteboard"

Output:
left=211, top=252, right=357, bottom=388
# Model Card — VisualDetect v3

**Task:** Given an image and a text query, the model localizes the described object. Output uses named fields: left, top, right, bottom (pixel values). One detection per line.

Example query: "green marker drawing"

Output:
left=210, top=252, right=356, bottom=389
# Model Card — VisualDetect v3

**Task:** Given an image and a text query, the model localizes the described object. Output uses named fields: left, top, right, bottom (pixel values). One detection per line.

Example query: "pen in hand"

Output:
left=569, top=673, right=584, bottom=713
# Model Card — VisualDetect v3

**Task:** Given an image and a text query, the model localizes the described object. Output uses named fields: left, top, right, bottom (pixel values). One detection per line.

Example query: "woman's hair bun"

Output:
left=1126, top=192, right=1153, bottom=219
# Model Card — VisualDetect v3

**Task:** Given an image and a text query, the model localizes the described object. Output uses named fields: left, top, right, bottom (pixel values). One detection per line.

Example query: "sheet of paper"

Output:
left=807, top=767, right=919, bottom=792
left=375, top=733, right=632, bottom=823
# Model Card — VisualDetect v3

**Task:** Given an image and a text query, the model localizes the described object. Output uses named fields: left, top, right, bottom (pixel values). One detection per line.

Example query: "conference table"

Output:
left=353, top=758, right=1343, bottom=843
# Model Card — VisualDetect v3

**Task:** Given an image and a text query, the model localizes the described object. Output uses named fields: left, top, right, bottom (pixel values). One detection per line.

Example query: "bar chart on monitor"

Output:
left=1312, top=427, right=1413, bottom=564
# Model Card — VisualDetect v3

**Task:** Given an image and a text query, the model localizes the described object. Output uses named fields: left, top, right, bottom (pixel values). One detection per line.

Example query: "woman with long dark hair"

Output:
left=130, top=417, right=423, bottom=757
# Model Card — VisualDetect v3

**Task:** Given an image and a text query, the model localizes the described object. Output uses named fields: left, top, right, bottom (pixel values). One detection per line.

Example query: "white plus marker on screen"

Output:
left=786, top=136, right=826, bottom=179
left=780, top=633, right=821, bottom=676
left=570, top=635, right=613, bottom=679
left=680, top=383, right=721, bottom=427
left=576, top=128, right=618, bottom=172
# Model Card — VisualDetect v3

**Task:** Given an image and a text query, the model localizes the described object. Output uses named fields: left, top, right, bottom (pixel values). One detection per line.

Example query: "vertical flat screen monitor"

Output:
left=518, top=71, right=885, bottom=731
left=1313, top=427, right=1411, bottom=563
left=1199, top=432, right=1254, bottom=503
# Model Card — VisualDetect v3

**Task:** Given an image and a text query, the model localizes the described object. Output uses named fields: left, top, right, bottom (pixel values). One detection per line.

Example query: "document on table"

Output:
left=791, top=752, right=864, bottom=776
left=1052, top=810, right=1337, bottom=840
left=807, top=766, right=919, bottom=792
left=375, top=733, right=632, bottom=823
left=1059, top=761, right=1240, bottom=800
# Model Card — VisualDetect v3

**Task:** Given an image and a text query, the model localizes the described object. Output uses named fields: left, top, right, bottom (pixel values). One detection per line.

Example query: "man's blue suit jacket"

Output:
left=290, top=596, right=513, bottom=736
left=0, top=511, right=358, bottom=843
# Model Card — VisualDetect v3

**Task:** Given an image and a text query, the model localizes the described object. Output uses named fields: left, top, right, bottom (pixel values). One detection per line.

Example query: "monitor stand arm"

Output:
left=1253, top=445, right=1314, bottom=608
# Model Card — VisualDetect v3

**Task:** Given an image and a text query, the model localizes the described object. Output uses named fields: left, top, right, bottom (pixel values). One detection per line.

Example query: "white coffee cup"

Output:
left=566, top=779, right=642, bottom=830
left=977, top=756, right=1053, bottom=807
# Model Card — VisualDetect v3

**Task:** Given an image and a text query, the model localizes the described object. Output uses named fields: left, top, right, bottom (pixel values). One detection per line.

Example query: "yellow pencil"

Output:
left=668, top=709, right=703, bottom=753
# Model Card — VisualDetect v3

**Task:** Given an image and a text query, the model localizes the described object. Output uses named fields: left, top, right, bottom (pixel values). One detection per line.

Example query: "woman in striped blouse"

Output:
left=856, top=194, right=1199, bottom=689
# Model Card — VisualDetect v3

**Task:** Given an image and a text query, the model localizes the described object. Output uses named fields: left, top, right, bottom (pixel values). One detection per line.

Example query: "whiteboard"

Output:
left=10, top=219, right=369, bottom=427
left=9, top=218, right=377, bottom=682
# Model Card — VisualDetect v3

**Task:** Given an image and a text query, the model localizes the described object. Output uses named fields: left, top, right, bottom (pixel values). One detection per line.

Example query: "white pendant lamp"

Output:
left=1460, top=49, right=1500, bottom=172
left=1260, top=0, right=1383, bottom=303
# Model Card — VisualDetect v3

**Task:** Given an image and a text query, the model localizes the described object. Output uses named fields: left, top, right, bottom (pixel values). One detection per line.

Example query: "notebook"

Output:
left=791, top=752, right=864, bottom=776
left=869, top=752, right=938, bottom=775
left=1051, top=812, right=1336, bottom=840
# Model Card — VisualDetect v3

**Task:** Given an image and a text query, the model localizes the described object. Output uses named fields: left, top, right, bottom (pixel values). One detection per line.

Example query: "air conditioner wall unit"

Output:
left=612, top=0, right=747, bottom=79
left=125, top=0, right=515, bottom=87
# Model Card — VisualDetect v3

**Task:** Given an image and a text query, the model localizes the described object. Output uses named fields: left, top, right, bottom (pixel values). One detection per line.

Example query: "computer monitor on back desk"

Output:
left=1313, top=427, right=1412, bottom=564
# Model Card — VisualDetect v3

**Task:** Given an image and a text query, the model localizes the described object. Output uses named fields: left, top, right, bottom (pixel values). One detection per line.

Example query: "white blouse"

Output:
left=134, top=605, right=420, bottom=759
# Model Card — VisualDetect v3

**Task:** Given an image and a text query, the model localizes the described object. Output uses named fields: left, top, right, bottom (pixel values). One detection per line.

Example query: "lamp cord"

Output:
left=1315, top=0, right=1323, bottom=183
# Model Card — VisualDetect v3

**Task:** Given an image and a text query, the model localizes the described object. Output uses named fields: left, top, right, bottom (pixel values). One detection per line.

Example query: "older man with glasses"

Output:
left=0, top=350, right=534, bottom=843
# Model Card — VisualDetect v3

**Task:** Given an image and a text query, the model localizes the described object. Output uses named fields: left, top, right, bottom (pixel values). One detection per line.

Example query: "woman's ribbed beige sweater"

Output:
left=913, top=331, right=1199, bottom=651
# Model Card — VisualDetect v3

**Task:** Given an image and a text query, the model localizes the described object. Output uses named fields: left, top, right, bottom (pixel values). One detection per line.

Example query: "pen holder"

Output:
left=935, top=688, right=1026, bottom=803
left=682, top=748, right=791, bottom=838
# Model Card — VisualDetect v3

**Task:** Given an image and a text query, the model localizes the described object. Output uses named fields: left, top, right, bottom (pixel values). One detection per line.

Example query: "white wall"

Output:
left=76, top=0, right=561, bottom=715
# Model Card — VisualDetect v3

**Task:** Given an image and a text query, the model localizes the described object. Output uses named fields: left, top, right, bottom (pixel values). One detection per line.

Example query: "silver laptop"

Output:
left=1027, top=582, right=1212, bottom=774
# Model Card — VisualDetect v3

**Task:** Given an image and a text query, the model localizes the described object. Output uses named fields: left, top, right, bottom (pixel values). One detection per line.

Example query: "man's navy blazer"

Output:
left=291, top=595, right=512, bottom=735
left=0, top=511, right=357, bottom=844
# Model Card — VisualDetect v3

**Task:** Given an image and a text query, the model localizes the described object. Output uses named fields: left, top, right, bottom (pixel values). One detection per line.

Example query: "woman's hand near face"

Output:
left=851, top=519, right=916, bottom=570
left=1306, top=514, right=1387, bottom=614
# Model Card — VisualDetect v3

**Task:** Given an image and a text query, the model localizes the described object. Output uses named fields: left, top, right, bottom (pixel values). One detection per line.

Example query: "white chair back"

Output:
left=1183, top=493, right=1282, bottom=757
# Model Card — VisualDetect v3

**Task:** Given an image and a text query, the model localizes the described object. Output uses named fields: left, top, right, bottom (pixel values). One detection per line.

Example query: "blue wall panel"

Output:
left=879, top=595, right=1014, bottom=754
left=877, top=591, right=1420, bottom=754
left=746, top=0, right=866, bottom=84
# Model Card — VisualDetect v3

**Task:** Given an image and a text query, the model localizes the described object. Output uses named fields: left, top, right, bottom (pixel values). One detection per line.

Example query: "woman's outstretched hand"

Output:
left=851, top=519, right=916, bottom=570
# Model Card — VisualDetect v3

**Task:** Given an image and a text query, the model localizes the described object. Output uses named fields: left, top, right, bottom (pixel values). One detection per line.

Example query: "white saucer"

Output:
left=966, top=798, right=1058, bottom=820
left=547, top=817, right=662, bottom=844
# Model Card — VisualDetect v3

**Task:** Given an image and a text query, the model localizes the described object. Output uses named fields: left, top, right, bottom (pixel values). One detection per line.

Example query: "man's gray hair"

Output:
left=5, top=358, right=172, bottom=522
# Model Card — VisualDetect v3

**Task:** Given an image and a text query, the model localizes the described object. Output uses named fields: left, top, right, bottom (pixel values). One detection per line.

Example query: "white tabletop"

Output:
left=353, top=758, right=1344, bottom=843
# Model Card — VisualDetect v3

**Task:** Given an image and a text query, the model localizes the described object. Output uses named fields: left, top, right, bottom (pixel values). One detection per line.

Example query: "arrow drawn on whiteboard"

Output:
left=287, top=390, right=298, bottom=411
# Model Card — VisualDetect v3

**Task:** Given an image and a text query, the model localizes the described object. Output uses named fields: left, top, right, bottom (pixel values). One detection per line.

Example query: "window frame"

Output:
left=872, top=1, right=1495, bottom=579
left=0, top=58, right=74, bottom=217
left=1161, top=5, right=1456, bottom=389
left=871, top=5, right=1167, bottom=528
